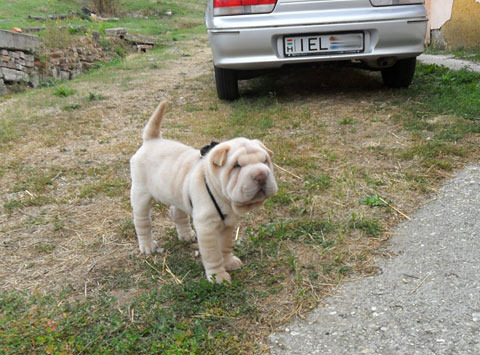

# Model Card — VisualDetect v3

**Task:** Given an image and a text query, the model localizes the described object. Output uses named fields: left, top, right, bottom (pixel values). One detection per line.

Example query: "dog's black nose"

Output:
left=254, top=172, right=267, bottom=186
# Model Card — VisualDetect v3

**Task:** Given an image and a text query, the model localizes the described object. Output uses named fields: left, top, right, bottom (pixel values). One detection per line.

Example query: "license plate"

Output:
left=284, top=33, right=364, bottom=57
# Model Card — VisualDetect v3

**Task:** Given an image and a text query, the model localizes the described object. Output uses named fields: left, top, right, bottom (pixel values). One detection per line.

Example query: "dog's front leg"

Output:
left=194, top=222, right=230, bottom=283
left=220, top=226, right=243, bottom=272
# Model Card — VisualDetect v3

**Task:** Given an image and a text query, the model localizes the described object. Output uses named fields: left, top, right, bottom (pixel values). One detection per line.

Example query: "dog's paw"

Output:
left=224, top=255, right=243, bottom=271
left=177, top=230, right=196, bottom=243
left=207, top=270, right=231, bottom=284
left=139, top=240, right=162, bottom=255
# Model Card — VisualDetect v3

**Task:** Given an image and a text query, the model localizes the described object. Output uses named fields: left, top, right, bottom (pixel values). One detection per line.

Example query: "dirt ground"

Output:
left=0, top=38, right=214, bottom=295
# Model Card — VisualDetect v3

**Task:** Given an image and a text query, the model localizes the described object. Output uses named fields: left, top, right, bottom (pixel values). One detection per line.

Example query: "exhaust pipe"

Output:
left=376, top=57, right=396, bottom=68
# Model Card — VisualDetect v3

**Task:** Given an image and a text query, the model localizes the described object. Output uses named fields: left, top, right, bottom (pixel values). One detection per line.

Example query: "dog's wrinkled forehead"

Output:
left=236, top=150, right=265, bottom=165
left=229, top=140, right=268, bottom=165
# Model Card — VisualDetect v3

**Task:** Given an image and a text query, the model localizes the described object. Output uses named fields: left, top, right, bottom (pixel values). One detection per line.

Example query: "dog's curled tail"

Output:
left=143, top=100, right=168, bottom=141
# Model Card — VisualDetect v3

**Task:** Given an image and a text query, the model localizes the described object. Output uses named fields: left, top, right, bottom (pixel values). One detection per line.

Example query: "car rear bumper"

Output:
left=207, top=7, right=427, bottom=70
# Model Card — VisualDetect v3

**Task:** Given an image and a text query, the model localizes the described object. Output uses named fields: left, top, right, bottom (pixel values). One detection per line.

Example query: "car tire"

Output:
left=214, top=66, right=239, bottom=100
left=381, top=57, right=417, bottom=88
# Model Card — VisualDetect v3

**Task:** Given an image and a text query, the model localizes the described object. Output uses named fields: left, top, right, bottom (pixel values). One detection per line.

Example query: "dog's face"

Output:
left=207, top=138, right=278, bottom=214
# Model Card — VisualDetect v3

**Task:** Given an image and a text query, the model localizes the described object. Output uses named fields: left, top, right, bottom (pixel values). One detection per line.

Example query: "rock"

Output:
left=29, top=72, right=39, bottom=88
left=91, top=31, right=101, bottom=42
left=1, top=67, right=27, bottom=82
left=0, top=79, right=5, bottom=95
left=60, top=70, right=70, bottom=81
left=105, top=28, right=127, bottom=37
left=430, top=29, right=446, bottom=50
left=0, top=29, right=41, bottom=51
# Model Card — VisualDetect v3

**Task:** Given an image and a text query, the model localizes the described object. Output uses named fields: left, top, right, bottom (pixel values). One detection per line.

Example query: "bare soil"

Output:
left=0, top=38, right=213, bottom=295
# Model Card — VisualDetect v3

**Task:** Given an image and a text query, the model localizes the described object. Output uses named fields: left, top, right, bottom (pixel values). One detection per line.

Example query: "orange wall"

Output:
left=441, top=0, right=480, bottom=49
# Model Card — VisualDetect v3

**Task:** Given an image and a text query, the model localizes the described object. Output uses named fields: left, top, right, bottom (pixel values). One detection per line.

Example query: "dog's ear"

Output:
left=210, top=144, right=230, bottom=167
left=254, top=139, right=273, bottom=157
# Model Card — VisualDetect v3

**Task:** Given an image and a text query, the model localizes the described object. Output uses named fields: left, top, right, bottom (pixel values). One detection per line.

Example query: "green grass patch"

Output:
left=62, top=103, right=81, bottom=110
left=53, top=87, right=75, bottom=97
left=88, top=92, right=106, bottom=101
left=360, top=194, right=388, bottom=208
left=0, top=286, right=244, bottom=354
left=0, top=118, right=18, bottom=144
left=404, top=65, right=480, bottom=121
left=304, top=174, right=331, bottom=192
left=426, top=47, right=480, bottom=63
left=348, top=214, right=382, bottom=237
left=338, top=117, right=356, bottom=125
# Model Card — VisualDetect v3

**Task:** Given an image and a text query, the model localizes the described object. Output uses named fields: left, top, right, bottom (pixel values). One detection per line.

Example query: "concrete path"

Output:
left=270, top=165, right=480, bottom=354
left=418, top=54, right=480, bottom=73
left=269, top=57, right=480, bottom=354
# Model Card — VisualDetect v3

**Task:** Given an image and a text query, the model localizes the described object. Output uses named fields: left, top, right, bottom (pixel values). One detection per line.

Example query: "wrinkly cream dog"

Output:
left=130, top=101, right=278, bottom=283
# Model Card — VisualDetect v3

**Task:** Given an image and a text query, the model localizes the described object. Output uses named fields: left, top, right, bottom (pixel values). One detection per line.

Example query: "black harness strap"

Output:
left=204, top=178, right=226, bottom=221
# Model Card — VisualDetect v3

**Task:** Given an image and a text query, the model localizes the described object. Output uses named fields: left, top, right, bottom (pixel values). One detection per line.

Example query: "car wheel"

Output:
left=381, top=57, right=417, bottom=88
left=214, top=66, right=239, bottom=100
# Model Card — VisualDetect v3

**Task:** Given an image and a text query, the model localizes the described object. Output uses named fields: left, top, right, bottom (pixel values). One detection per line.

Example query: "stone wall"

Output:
left=35, top=37, right=113, bottom=82
left=0, top=49, right=38, bottom=89
left=0, top=29, right=40, bottom=94
left=0, top=29, right=115, bottom=95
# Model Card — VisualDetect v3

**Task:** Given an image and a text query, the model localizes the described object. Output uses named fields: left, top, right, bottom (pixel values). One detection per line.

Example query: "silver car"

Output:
left=206, top=0, right=427, bottom=100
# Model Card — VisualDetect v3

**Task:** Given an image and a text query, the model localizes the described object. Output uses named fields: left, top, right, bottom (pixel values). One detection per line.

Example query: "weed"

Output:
left=62, top=103, right=81, bottom=110
left=304, top=174, right=331, bottom=192
left=118, top=218, right=136, bottom=240
left=53, top=87, right=75, bottom=97
left=338, top=117, right=356, bottom=125
left=348, top=214, right=382, bottom=237
left=34, top=242, right=56, bottom=254
left=360, top=194, right=388, bottom=208
left=88, top=92, right=106, bottom=101
left=38, top=79, right=60, bottom=88
left=183, top=104, right=203, bottom=112
left=115, top=46, right=127, bottom=58
left=3, top=199, right=22, bottom=213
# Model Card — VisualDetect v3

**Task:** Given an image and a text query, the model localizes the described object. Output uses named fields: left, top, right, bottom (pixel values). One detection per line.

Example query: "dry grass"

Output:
left=1, top=35, right=479, bottom=351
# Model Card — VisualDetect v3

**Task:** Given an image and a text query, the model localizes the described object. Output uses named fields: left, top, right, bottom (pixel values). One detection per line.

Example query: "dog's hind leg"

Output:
left=169, top=206, right=196, bottom=242
left=131, top=188, right=159, bottom=254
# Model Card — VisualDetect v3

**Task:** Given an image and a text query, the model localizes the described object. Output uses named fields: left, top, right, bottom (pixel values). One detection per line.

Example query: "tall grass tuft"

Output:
left=90, top=0, right=120, bottom=16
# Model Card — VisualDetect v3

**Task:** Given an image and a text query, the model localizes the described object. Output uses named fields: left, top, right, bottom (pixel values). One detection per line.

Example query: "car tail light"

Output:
left=370, top=0, right=424, bottom=6
left=213, top=0, right=277, bottom=16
